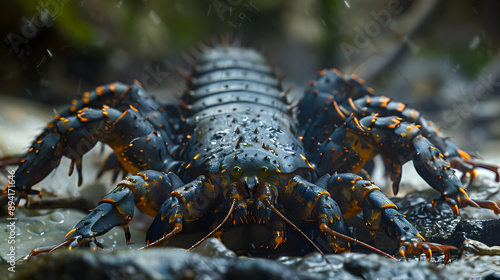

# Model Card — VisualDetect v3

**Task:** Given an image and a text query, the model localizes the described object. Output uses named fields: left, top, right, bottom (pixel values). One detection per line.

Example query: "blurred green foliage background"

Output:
left=1, top=0, right=500, bottom=148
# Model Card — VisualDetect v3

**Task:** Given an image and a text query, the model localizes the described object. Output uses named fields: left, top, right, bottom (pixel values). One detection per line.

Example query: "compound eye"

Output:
left=231, top=166, right=243, bottom=179
left=259, top=166, right=270, bottom=179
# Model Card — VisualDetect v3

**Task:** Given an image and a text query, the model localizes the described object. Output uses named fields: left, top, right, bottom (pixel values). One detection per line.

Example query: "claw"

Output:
left=459, top=196, right=481, bottom=209
left=123, top=224, right=131, bottom=245
left=320, top=223, right=397, bottom=260
left=457, top=182, right=500, bottom=215
left=471, top=199, right=500, bottom=215
left=399, top=245, right=406, bottom=259
left=424, top=242, right=457, bottom=264
left=28, top=238, right=74, bottom=259
left=464, top=159, right=500, bottom=183
left=451, top=157, right=500, bottom=185
left=442, top=196, right=460, bottom=217
left=28, top=233, right=107, bottom=259
left=436, top=188, right=499, bottom=216
left=423, top=246, right=432, bottom=261
left=65, top=228, right=77, bottom=238
left=399, top=238, right=456, bottom=264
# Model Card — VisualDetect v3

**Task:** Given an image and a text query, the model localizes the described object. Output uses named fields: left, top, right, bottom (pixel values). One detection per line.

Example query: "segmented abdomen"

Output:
left=183, top=47, right=287, bottom=118
left=180, top=46, right=307, bottom=174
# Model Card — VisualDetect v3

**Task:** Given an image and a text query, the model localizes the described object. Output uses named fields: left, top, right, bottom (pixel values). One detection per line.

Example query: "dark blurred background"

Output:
left=1, top=0, right=500, bottom=152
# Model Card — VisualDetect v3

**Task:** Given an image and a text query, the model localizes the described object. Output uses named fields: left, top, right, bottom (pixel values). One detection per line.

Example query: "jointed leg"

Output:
left=65, top=171, right=181, bottom=245
left=314, top=114, right=499, bottom=216
left=145, top=175, right=216, bottom=246
left=351, top=94, right=500, bottom=184
left=324, top=172, right=456, bottom=262
left=358, top=115, right=500, bottom=215
left=282, top=175, right=351, bottom=252
left=9, top=105, right=181, bottom=204
left=3, top=82, right=184, bottom=203
left=28, top=170, right=182, bottom=255
left=297, top=68, right=498, bottom=184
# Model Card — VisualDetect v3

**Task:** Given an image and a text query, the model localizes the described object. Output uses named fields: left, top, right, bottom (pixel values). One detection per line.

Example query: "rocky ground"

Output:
left=1, top=96, right=500, bottom=280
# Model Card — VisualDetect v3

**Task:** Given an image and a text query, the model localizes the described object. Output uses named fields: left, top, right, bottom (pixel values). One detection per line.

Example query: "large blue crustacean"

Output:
left=2, top=37, right=499, bottom=264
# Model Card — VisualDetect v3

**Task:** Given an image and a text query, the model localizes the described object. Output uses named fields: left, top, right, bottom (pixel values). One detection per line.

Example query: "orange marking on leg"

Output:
left=353, top=117, right=364, bottom=131
left=350, top=177, right=362, bottom=184
left=112, top=111, right=129, bottom=125
left=457, top=149, right=471, bottom=160
left=129, top=105, right=139, bottom=112
left=416, top=234, right=426, bottom=241
left=99, top=198, right=117, bottom=204
left=410, top=109, right=419, bottom=120
left=308, top=191, right=330, bottom=217
left=317, top=69, right=328, bottom=77
left=119, top=86, right=132, bottom=100
left=307, top=161, right=315, bottom=170
left=137, top=172, right=150, bottom=181
left=96, top=86, right=105, bottom=96
left=171, top=191, right=187, bottom=206
left=348, top=97, right=359, bottom=111
left=396, top=102, right=406, bottom=112
left=331, top=69, right=347, bottom=82
left=333, top=101, right=347, bottom=119
left=379, top=203, right=398, bottom=209
left=65, top=228, right=76, bottom=238
left=134, top=80, right=143, bottom=87
left=378, top=96, right=390, bottom=107
left=387, top=118, right=401, bottom=129
left=459, top=187, right=471, bottom=199
left=368, top=113, right=378, bottom=129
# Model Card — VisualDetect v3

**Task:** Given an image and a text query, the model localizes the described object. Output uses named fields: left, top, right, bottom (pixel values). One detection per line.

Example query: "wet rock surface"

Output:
left=2, top=238, right=500, bottom=280
left=446, top=219, right=500, bottom=249
left=459, top=239, right=500, bottom=258
left=392, top=190, right=460, bottom=243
